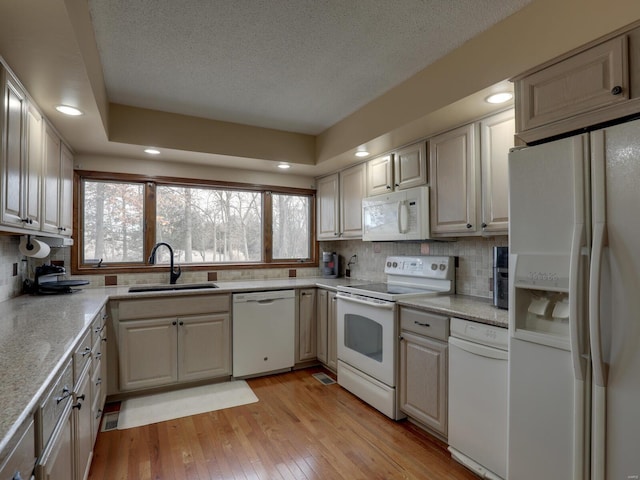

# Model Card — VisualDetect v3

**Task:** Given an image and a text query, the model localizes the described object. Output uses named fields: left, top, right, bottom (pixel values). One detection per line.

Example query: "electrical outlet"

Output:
left=12, top=263, right=18, bottom=276
left=345, top=269, right=351, bottom=278
left=489, top=277, right=494, bottom=292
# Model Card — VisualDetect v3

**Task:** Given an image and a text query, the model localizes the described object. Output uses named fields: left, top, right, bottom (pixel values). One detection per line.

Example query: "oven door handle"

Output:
left=336, top=293, right=394, bottom=310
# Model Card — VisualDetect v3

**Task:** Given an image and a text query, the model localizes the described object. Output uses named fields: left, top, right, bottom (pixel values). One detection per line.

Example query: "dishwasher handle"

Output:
left=449, top=336, right=508, bottom=360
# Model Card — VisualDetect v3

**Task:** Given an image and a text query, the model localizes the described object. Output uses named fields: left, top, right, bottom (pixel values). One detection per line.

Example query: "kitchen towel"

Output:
left=19, top=236, right=51, bottom=258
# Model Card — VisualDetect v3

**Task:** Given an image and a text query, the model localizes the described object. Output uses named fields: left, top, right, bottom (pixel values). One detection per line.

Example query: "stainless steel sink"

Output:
left=128, top=283, right=219, bottom=293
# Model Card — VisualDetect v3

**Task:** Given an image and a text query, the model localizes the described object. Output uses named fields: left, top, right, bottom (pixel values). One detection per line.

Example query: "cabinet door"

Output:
left=74, top=367, right=92, bottom=480
left=326, top=291, right=338, bottom=371
left=480, top=110, right=514, bottom=235
left=36, top=403, right=74, bottom=480
left=316, top=289, right=328, bottom=364
left=316, top=173, right=339, bottom=239
left=399, top=331, right=448, bottom=435
left=517, top=36, right=628, bottom=138
left=366, top=154, right=393, bottom=196
left=25, top=102, right=43, bottom=230
left=394, top=141, right=427, bottom=190
left=41, top=122, right=61, bottom=234
left=297, top=289, right=317, bottom=362
left=59, top=143, right=73, bottom=236
left=118, top=318, right=178, bottom=391
left=1, top=71, right=26, bottom=227
left=429, top=123, right=479, bottom=235
left=339, top=163, right=365, bottom=238
left=178, top=313, right=231, bottom=382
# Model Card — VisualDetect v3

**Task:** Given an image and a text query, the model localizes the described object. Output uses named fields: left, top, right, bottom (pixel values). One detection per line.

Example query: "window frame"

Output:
left=72, top=170, right=318, bottom=275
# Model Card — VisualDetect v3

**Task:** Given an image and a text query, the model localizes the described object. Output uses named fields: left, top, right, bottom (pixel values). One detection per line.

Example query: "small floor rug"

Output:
left=117, top=380, right=258, bottom=429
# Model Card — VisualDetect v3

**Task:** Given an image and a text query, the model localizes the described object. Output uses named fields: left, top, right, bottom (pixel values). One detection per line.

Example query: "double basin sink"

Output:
left=128, top=283, right=219, bottom=293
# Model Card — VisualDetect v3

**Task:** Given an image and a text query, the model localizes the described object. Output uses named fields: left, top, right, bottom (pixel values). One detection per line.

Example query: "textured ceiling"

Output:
left=87, top=0, right=533, bottom=135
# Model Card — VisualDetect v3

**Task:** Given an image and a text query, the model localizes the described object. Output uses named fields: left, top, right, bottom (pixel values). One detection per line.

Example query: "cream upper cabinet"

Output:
left=430, top=111, right=514, bottom=237
left=316, top=163, right=366, bottom=240
left=25, top=102, right=43, bottom=230
left=0, top=67, right=28, bottom=229
left=366, top=154, right=393, bottom=196
left=480, top=110, right=514, bottom=235
left=59, top=143, right=73, bottom=236
left=316, top=173, right=340, bottom=239
left=41, top=121, right=62, bottom=235
left=394, top=141, right=427, bottom=190
left=429, top=123, right=479, bottom=236
left=339, top=163, right=366, bottom=238
left=514, top=29, right=640, bottom=143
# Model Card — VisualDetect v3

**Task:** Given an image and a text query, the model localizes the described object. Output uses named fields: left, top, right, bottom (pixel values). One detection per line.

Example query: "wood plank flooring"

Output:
left=89, top=367, right=479, bottom=479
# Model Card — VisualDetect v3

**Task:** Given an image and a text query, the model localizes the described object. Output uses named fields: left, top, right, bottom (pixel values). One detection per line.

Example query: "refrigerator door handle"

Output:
left=589, top=221, right=608, bottom=387
left=569, top=222, right=587, bottom=382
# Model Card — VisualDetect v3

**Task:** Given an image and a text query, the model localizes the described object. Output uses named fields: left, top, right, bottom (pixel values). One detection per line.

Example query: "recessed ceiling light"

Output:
left=355, top=151, right=370, bottom=158
left=55, top=105, right=83, bottom=116
left=277, top=163, right=291, bottom=169
left=485, top=92, right=513, bottom=104
left=144, top=148, right=161, bottom=155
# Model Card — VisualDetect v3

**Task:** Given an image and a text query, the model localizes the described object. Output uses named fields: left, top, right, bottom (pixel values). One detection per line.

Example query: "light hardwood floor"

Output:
left=89, top=368, right=479, bottom=479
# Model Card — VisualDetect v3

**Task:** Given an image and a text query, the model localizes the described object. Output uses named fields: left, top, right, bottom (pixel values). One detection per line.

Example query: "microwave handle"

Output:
left=398, top=201, right=409, bottom=233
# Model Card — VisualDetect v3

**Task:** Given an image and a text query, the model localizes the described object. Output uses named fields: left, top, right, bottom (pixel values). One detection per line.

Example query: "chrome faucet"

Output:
left=148, top=242, right=181, bottom=284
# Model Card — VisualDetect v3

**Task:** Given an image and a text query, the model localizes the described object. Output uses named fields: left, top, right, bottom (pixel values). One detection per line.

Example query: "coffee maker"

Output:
left=493, top=246, right=509, bottom=309
left=322, top=252, right=339, bottom=278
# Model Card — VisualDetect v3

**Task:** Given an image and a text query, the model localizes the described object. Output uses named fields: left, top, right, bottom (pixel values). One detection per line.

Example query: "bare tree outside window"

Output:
left=83, top=181, right=144, bottom=263
left=272, top=193, right=310, bottom=259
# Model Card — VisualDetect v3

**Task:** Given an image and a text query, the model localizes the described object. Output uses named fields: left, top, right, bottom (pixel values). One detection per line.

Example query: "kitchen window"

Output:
left=73, top=172, right=316, bottom=273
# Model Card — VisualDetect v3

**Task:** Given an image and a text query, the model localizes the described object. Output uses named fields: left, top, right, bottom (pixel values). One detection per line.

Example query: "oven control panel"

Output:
left=384, top=256, right=454, bottom=279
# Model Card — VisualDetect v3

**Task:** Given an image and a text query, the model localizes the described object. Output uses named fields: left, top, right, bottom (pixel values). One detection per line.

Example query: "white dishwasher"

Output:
left=448, top=317, right=509, bottom=480
left=232, top=290, right=295, bottom=378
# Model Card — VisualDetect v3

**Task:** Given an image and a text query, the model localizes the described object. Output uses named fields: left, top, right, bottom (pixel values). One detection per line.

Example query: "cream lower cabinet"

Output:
left=118, top=313, right=230, bottom=391
left=316, top=289, right=338, bottom=371
left=36, top=404, right=73, bottom=480
left=398, top=307, right=449, bottom=437
left=73, top=366, right=92, bottom=480
left=296, top=289, right=317, bottom=363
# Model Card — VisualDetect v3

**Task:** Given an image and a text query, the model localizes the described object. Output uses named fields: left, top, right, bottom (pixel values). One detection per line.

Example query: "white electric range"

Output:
left=335, top=255, right=455, bottom=419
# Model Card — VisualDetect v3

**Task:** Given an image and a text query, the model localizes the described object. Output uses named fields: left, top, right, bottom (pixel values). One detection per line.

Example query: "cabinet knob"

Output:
left=394, top=183, right=399, bottom=187
left=466, top=223, right=473, bottom=229
left=179, top=321, right=184, bottom=326
left=611, top=85, right=623, bottom=95
left=172, top=321, right=177, bottom=326
left=399, top=335, right=404, bottom=341
left=482, top=222, right=487, bottom=228
left=386, top=185, right=392, bottom=190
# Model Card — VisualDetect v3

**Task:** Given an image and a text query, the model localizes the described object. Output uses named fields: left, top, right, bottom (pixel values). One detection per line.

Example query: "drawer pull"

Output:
left=81, top=347, right=91, bottom=357
left=55, top=387, right=71, bottom=404
left=94, top=352, right=102, bottom=360
left=414, top=321, right=431, bottom=327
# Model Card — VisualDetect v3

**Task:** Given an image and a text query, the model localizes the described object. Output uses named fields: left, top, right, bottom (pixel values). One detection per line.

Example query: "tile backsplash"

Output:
left=11, top=235, right=506, bottom=301
left=320, top=236, right=508, bottom=298
left=0, top=236, right=26, bottom=302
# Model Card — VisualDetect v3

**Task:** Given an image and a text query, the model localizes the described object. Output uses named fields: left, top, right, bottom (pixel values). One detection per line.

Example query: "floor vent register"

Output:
left=312, top=372, right=336, bottom=385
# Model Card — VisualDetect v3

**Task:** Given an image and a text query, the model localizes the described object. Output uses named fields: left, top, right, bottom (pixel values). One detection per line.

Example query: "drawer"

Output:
left=37, top=358, right=72, bottom=454
left=0, top=416, right=35, bottom=480
left=91, top=306, right=108, bottom=345
left=400, top=307, right=449, bottom=341
left=73, top=329, right=92, bottom=384
left=118, top=294, right=230, bottom=320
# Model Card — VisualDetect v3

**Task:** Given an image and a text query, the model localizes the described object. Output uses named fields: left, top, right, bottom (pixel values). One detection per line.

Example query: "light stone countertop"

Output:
left=398, top=294, right=509, bottom=328
left=0, top=276, right=505, bottom=459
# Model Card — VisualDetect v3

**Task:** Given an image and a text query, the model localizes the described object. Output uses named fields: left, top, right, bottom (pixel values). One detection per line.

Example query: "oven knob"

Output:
left=439, top=264, right=446, bottom=271
left=431, top=263, right=437, bottom=270
left=387, top=261, right=391, bottom=267
left=393, top=262, right=398, bottom=268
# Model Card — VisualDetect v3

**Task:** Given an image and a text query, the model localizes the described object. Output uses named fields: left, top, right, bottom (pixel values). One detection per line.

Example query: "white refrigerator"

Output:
left=507, top=118, right=640, bottom=479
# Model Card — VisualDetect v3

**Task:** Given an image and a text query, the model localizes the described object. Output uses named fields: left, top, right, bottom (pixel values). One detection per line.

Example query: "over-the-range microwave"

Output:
left=362, top=186, right=431, bottom=241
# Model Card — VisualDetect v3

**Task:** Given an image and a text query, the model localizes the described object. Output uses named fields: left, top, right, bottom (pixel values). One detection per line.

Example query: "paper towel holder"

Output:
left=24, top=235, right=35, bottom=252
